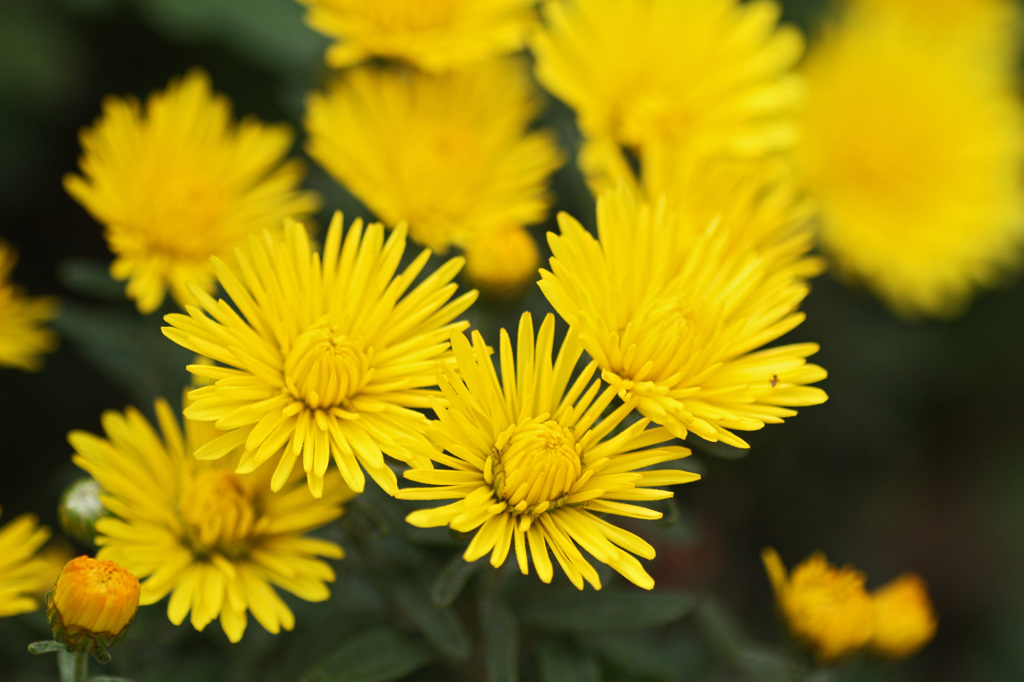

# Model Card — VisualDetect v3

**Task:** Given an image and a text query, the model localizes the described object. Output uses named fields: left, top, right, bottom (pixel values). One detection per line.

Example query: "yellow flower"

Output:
left=797, top=4, right=1024, bottom=317
left=0, top=507, right=51, bottom=617
left=64, top=70, right=319, bottom=314
left=47, top=556, right=140, bottom=662
left=305, top=60, right=562, bottom=254
left=869, top=573, right=938, bottom=659
left=162, top=213, right=477, bottom=498
left=462, top=227, right=540, bottom=297
left=69, top=399, right=352, bottom=642
left=762, top=548, right=873, bottom=662
left=532, top=0, right=804, bottom=188
left=398, top=313, right=699, bottom=590
left=0, top=241, right=58, bottom=371
left=297, top=0, right=539, bottom=72
left=540, top=185, right=826, bottom=448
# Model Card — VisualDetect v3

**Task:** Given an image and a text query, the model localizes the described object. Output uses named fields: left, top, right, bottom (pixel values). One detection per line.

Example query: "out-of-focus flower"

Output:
left=297, top=0, right=538, bottom=72
left=64, top=70, right=319, bottom=314
left=0, top=241, right=57, bottom=371
left=762, top=548, right=873, bottom=661
left=0, top=507, right=51, bottom=617
left=869, top=573, right=938, bottom=658
left=462, top=227, right=539, bottom=297
left=532, top=0, right=803, bottom=189
left=540, top=186, right=826, bottom=449
left=797, top=4, right=1024, bottom=317
left=162, top=213, right=477, bottom=498
left=47, top=555, right=140, bottom=662
left=69, top=399, right=353, bottom=642
left=398, top=313, right=699, bottom=590
left=305, top=60, right=562, bottom=254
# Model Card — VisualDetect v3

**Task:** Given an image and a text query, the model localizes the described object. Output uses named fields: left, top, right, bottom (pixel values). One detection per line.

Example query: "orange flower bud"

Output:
left=47, top=556, right=140, bottom=663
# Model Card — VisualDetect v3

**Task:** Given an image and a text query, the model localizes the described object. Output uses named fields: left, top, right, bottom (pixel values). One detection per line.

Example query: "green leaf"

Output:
left=432, top=554, right=485, bottom=608
left=518, top=588, right=695, bottom=633
left=301, top=626, right=434, bottom=682
left=479, top=586, right=519, bottom=682
left=390, top=578, right=472, bottom=660
left=537, top=642, right=601, bottom=682
left=694, top=596, right=746, bottom=663
left=57, top=258, right=125, bottom=301
left=27, top=640, right=63, bottom=654
left=584, top=632, right=707, bottom=682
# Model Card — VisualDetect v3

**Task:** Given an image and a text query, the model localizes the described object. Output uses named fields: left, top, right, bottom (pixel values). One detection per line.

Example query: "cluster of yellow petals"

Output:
left=0, top=241, right=58, bottom=372
left=763, top=548, right=937, bottom=661
left=0, top=507, right=53, bottom=617
left=48, top=555, right=140, bottom=640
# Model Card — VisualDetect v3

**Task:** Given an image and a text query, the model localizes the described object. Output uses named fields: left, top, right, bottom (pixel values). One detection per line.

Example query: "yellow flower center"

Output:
left=180, top=470, right=256, bottom=555
left=284, top=321, right=373, bottom=410
left=489, top=421, right=582, bottom=514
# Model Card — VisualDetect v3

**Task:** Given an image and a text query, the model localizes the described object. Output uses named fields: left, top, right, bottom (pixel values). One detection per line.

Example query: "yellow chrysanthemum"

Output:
left=0, top=507, right=51, bottom=617
left=305, top=60, right=562, bottom=254
left=462, top=227, right=540, bottom=297
left=398, top=313, right=700, bottom=590
left=869, top=573, right=938, bottom=659
left=532, top=0, right=804, bottom=187
left=64, top=69, right=319, bottom=314
left=69, top=399, right=352, bottom=642
left=0, top=241, right=58, bottom=371
left=540, top=186, right=826, bottom=449
left=762, top=548, right=874, bottom=662
left=798, top=5, right=1024, bottom=317
left=298, top=0, right=538, bottom=72
left=163, top=213, right=477, bottom=498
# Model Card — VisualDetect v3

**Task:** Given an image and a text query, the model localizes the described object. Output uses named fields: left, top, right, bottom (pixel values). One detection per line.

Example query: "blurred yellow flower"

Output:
left=762, top=548, right=873, bottom=661
left=47, top=555, right=140, bottom=661
left=798, top=4, right=1024, bottom=317
left=870, top=573, right=938, bottom=658
left=305, top=60, right=562, bottom=254
left=163, top=213, right=477, bottom=498
left=298, top=0, right=538, bottom=72
left=0, top=241, right=57, bottom=371
left=462, top=227, right=539, bottom=297
left=64, top=70, right=319, bottom=314
left=69, top=399, right=352, bottom=642
left=532, top=0, right=803, bottom=188
left=540, top=186, right=826, bottom=449
left=398, top=313, right=699, bottom=590
left=0, top=507, right=51, bottom=617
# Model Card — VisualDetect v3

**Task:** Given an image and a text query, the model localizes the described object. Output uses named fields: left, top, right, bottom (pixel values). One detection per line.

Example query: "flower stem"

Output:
left=57, top=649, right=89, bottom=682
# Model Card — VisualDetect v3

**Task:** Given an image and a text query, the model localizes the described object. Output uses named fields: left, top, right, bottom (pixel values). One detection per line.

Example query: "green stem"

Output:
left=57, top=649, right=89, bottom=682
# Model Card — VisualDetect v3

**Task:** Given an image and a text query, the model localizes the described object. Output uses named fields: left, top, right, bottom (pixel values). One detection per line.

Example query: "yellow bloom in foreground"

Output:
left=0, top=241, right=57, bottom=371
left=65, top=70, right=319, bottom=314
left=298, top=0, right=538, bottom=72
left=306, top=60, right=562, bottom=253
left=798, top=6, right=1024, bottom=317
left=69, top=399, right=351, bottom=642
left=532, top=0, right=804, bottom=180
left=762, top=548, right=873, bottom=661
left=540, top=186, right=826, bottom=448
left=870, top=573, right=938, bottom=658
left=163, top=213, right=477, bottom=497
left=0, top=507, right=51, bottom=617
left=398, top=313, right=699, bottom=590
left=47, top=556, right=140, bottom=661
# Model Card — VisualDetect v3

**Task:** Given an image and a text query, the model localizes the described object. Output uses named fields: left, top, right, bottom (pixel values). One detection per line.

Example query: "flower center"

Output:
left=180, top=469, right=256, bottom=555
left=489, top=421, right=582, bottom=512
left=284, top=320, right=372, bottom=409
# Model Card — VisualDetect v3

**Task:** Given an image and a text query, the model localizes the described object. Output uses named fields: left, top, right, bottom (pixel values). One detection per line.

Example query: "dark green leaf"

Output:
left=390, top=578, right=471, bottom=660
left=57, top=258, right=125, bottom=301
left=26, top=640, right=62, bottom=654
left=518, top=588, right=695, bottom=633
left=301, top=626, right=434, bottom=682
left=432, top=554, right=485, bottom=608
left=537, top=642, right=601, bottom=682
left=694, top=596, right=746, bottom=663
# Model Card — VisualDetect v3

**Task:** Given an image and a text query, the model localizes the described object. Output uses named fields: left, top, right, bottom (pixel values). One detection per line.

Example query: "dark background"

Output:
left=1, top=0, right=1023, bottom=679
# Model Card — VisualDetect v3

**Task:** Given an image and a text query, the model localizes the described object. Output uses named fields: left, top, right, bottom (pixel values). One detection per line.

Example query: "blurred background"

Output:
left=1, top=0, right=1023, bottom=679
